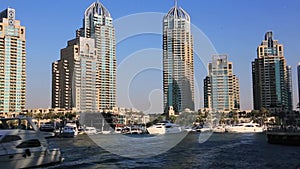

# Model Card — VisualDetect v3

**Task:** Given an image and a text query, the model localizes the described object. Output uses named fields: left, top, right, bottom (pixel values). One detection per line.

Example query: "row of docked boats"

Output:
left=146, top=121, right=265, bottom=135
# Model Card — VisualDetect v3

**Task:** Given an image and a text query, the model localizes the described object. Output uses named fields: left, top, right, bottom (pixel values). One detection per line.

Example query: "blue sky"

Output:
left=1, top=0, right=300, bottom=111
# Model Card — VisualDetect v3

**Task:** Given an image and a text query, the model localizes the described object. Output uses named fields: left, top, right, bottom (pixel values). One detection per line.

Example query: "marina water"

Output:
left=43, top=133, right=300, bottom=169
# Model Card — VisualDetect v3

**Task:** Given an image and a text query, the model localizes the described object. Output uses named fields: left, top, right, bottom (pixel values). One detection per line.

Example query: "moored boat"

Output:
left=147, top=121, right=181, bottom=135
left=0, top=117, right=63, bottom=168
left=84, top=126, right=98, bottom=135
left=225, top=122, right=264, bottom=133
left=60, top=123, right=78, bottom=137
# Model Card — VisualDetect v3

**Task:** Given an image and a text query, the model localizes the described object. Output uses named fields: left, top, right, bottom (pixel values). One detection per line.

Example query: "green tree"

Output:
left=169, top=115, right=177, bottom=123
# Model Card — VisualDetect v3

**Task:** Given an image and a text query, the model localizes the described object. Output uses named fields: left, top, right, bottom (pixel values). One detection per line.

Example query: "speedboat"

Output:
left=84, top=126, right=98, bottom=135
left=61, top=124, right=78, bottom=137
left=147, top=121, right=182, bottom=135
left=39, top=122, right=54, bottom=132
left=212, top=125, right=226, bottom=133
left=0, top=117, right=63, bottom=168
left=225, top=122, right=264, bottom=133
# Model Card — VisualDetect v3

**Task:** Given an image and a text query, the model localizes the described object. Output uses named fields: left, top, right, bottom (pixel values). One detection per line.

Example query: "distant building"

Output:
left=163, top=2, right=194, bottom=115
left=52, top=1, right=116, bottom=111
left=252, top=31, right=291, bottom=112
left=286, top=66, right=293, bottom=111
left=298, top=63, right=300, bottom=108
left=52, top=37, right=98, bottom=111
left=204, top=55, right=240, bottom=112
left=0, top=8, right=26, bottom=115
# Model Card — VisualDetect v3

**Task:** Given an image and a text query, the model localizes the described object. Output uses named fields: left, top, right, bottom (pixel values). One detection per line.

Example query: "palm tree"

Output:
left=35, top=112, right=44, bottom=128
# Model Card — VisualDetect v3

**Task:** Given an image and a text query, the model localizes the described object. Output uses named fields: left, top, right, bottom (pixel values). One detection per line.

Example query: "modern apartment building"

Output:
left=204, top=55, right=240, bottom=112
left=0, top=8, right=26, bottom=114
left=163, top=3, right=194, bottom=115
left=252, top=31, right=291, bottom=112
left=52, top=1, right=116, bottom=111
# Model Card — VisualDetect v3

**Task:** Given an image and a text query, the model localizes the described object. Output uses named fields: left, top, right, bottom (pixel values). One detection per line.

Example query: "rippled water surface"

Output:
left=42, top=133, right=300, bottom=169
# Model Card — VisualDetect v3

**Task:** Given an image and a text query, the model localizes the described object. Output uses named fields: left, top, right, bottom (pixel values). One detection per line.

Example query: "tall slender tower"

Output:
left=0, top=8, right=26, bottom=114
left=52, top=1, right=116, bottom=111
left=204, top=55, right=240, bottom=112
left=163, top=2, right=194, bottom=115
left=286, top=66, right=293, bottom=111
left=252, top=31, right=291, bottom=112
left=298, top=63, right=300, bottom=109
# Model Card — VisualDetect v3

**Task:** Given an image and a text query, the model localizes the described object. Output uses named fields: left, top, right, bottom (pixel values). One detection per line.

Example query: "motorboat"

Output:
left=0, top=117, right=63, bottom=168
left=61, top=123, right=78, bottom=137
left=122, top=126, right=144, bottom=134
left=84, top=126, right=97, bottom=135
left=212, top=125, right=226, bottom=133
left=39, top=122, right=54, bottom=132
left=225, top=122, right=264, bottom=133
left=147, top=121, right=182, bottom=135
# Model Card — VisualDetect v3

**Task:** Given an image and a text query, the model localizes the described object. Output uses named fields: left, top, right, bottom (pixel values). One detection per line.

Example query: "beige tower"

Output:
left=204, top=55, right=240, bottom=112
left=163, top=3, right=194, bottom=114
left=0, top=8, right=26, bottom=115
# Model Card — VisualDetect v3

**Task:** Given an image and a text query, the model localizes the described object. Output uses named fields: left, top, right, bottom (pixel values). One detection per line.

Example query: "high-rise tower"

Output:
left=204, top=55, right=240, bottom=112
left=163, top=2, right=194, bottom=115
left=298, top=63, right=300, bottom=109
left=252, top=31, right=291, bottom=112
left=286, top=66, right=293, bottom=111
left=52, top=1, right=116, bottom=111
left=0, top=8, right=26, bottom=114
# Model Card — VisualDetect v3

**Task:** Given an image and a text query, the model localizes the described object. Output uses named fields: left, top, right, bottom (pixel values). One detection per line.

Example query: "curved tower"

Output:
left=78, top=1, right=116, bottom=111
left=52, top=1, right=116, bottom=111
left=163, top=2, right=194, bottom=115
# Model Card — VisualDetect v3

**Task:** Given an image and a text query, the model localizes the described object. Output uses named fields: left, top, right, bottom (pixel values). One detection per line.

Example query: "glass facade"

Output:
left=163, top=4, right=194, bottom=114
left=204, top=55, right=240, bottom=112
left=252, top=31, right=290, bottom=112
left=52, top=1, right=116, bottom=111
left=0, top=8, right=26, bottom=114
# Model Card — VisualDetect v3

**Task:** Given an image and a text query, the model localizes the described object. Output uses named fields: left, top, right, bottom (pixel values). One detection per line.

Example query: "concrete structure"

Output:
left=52, top=1, right=116, bottom=111
left=0, top=8, right=26, bottom=115
left=252, top=31, right=291, bottom=112
left=163, top=2, right=194, bottom=115
left=204, top=55, right=240, bottom=112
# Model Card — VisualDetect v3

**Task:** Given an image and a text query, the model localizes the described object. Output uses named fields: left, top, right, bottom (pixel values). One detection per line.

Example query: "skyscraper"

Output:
left=0, top=8, right=26, bottom=114
left=286, top=66, right=293, bottom=111
left=163, top=2, right=194, bottom=115
left=298, top=63, right=300, bottom=108
left=252, top=31, right=291, bottom=112
left=52, top=38, right=98, bottom=111
left=204, top=55, right=240, bottom=112
left=52, top=1, right=116, bottom=111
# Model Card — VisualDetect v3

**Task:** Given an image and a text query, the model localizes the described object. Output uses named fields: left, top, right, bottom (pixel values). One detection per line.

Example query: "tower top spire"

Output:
left=174, top=0, right=178, bottom=8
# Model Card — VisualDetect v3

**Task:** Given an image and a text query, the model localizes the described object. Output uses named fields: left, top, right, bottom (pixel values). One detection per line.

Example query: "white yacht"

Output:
left=0, top=117, right=63, bottom=169
left=147, top=121, right=182, bottom=135
left=225, top=122, right=264, bottom=133
left=61, top=123, right=78, bottom=137
left=212, top=125, right=226, bottom=133
left=84, top=126, right=97, bottom=135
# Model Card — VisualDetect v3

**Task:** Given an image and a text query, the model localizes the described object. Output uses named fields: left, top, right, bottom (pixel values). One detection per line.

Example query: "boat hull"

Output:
left=225, top=127, right=264, bottom=133
left=0, top=149, right=63, bottom=169
left=147, top=126, right=181, bottom=135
